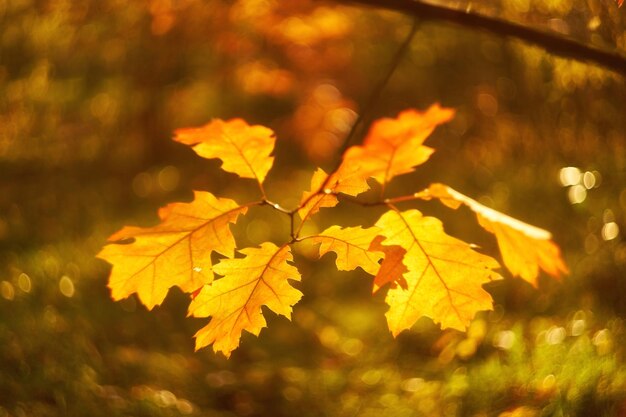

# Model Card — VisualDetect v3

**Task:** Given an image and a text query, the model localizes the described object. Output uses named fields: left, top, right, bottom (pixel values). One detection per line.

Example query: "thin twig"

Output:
left=335, top=192, right=424, bottom=206
left=341, top=0, right=626, bottom=75
left=291, top=17, right=420, bottom=238
left=331, top=17, right=421, bottom=163
left=262, top=199, right=291, bottom=214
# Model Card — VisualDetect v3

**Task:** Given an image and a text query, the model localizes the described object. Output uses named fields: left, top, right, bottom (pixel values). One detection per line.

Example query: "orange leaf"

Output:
left=189, top=243, right=302, bottom=357
left=311, top=225, right=383, bottom=276
left=174, top=118, right=275, bottom=184
left=298, top=166, right=371, bottom=219
left=419, top=184, right=568, bottom=286
left=97, top=192, right=247, bottom=309
left=298, top=168, right=340, bottom=219
left=376, top=209, right=501, bottom=335
left=341, top=104, right=454, bottom=187
left=369, top=235, right=408, bottom=293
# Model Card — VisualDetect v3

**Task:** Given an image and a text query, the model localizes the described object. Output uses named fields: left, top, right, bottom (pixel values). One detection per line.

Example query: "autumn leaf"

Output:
left=311, top=225, right=383, bottom=276
left=174, top=118, right=275, bottom=185
left=418, top=183, right=568, bottom=286
left=369, top=235, right=408, bottom=293
left=97, top=106, right=568, bottom=357
left=298, top=168, right=340, bottom=219
left=298, top=166, right=371, bottom=219
left=97, top=192, right=248, bottom=309
left=189, top=243, right=302, bottom=357
left=341, top=104, right=454, bottom=189
left=376, top=209, right=502, bottom=335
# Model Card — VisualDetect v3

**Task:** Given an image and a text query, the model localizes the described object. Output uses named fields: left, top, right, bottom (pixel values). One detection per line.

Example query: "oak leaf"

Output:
left=341, top=104, right=454, bottom=188
left=369, top=235, right=408, bottom=293
left=298, top=166, right=371, bottom=219
left=298, top=168, right=340, bottom=219
left=174, top=118, right=275, bottom=184
left=189, top=243, right=302, bottom=357
left=97, top=191, right=247, bottom=309
left=418, top=184, right=568, bottom=286
left=376, top=209, right=502, bottom=335
left=311, top=225, right=383, bottom=276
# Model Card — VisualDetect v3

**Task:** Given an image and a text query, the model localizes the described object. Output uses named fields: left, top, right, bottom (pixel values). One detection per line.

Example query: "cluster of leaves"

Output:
left=98, top=104, right=567, bottom=357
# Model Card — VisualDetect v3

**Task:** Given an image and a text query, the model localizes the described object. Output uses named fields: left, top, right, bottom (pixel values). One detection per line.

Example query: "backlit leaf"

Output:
left=189, top=243, right=302, bottom=357
left=298, top=166, right=371, bottom=219
left=369, top=235, right=408, bottom=293
left=97, top=192, right=247, bottom=309
left=311, top=225, right=383, bottom=276
left=298, top=168, right=339, bottom=219
left=341, top=104, right=454, bottom=187
left=174, top=118, right=275, bottom=184
left=376, top=209, right=502, bottom=335
left=418, top=183, right=568, bottom=286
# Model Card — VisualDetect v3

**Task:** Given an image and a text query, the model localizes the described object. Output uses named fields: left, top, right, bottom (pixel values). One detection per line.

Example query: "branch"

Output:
left=339, top=0, right=626, bottom=75
left=291, top=19, right=419, bottom=238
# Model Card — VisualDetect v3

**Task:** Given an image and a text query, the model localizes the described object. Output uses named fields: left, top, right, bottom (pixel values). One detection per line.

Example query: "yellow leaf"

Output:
left=369, top=235, right=408, bottom=293
left=311, top=225, right=383, bottom=275
left=298, top=168, right=339, bottom=219
left=419, top=184, right=568, bottom=286
left=376, top=209, right=501, bottom=335
left=341, top=104, right=454, bottom=187
left=97, top=192, right=247, bottom=309
left=297, top=166, right=371, bottom=219
left=174, top=118, right=275, bottom=184
left=189, top=243, right=302, bottom=357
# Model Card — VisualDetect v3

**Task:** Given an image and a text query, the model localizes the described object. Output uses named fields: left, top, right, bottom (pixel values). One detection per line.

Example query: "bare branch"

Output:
left=338, top=0, right=626, bottom=75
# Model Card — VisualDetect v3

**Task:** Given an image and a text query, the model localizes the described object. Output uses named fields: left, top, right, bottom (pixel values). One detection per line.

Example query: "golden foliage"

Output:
left=341, top=104, right=455, bottom=187
left=369, top=235, right=408, bottom=294
left=174, top=118, right=275, bottom=185
left=97, top=192, right=248, bottom=309
left=418, top=183, right=568, bottom=286
left=189, top=243, right=302, bottom=357
left=99, top=105, right=567, bottom=356
left=311, top=225, right=383, bottom=275
left=376, top=209, right=502, bottom=334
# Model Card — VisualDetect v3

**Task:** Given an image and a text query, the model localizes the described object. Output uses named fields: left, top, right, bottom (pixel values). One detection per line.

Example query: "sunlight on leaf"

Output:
left=298, top=168, right=340, bottom=219
left=376, top=209, right=502, bottom=335
left=418, top=183, right=568, bottom=286
left=369, top=235, right=408, bottom=293
left=341, top=104, right=454, bottom=189
left=311, top=225, right=383, bottom=276
left=189, top=243, right=302, bottom=357
left=97, top=192, right=247, bottom=309
left=298, top=166, right=371, bottom=219
left=174, top=118, right=276, bottom=185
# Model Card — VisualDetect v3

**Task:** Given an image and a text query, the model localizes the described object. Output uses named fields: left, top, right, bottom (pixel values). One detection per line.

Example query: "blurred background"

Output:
left=1, top=0, right=625, bottom=416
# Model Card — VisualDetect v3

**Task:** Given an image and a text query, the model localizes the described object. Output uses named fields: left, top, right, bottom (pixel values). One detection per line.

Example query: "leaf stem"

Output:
left=335, top=191, right=429, bottom=207
left=262, top=199, right=299, bottom=242
left=262, top=199, right=291, bottom=214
